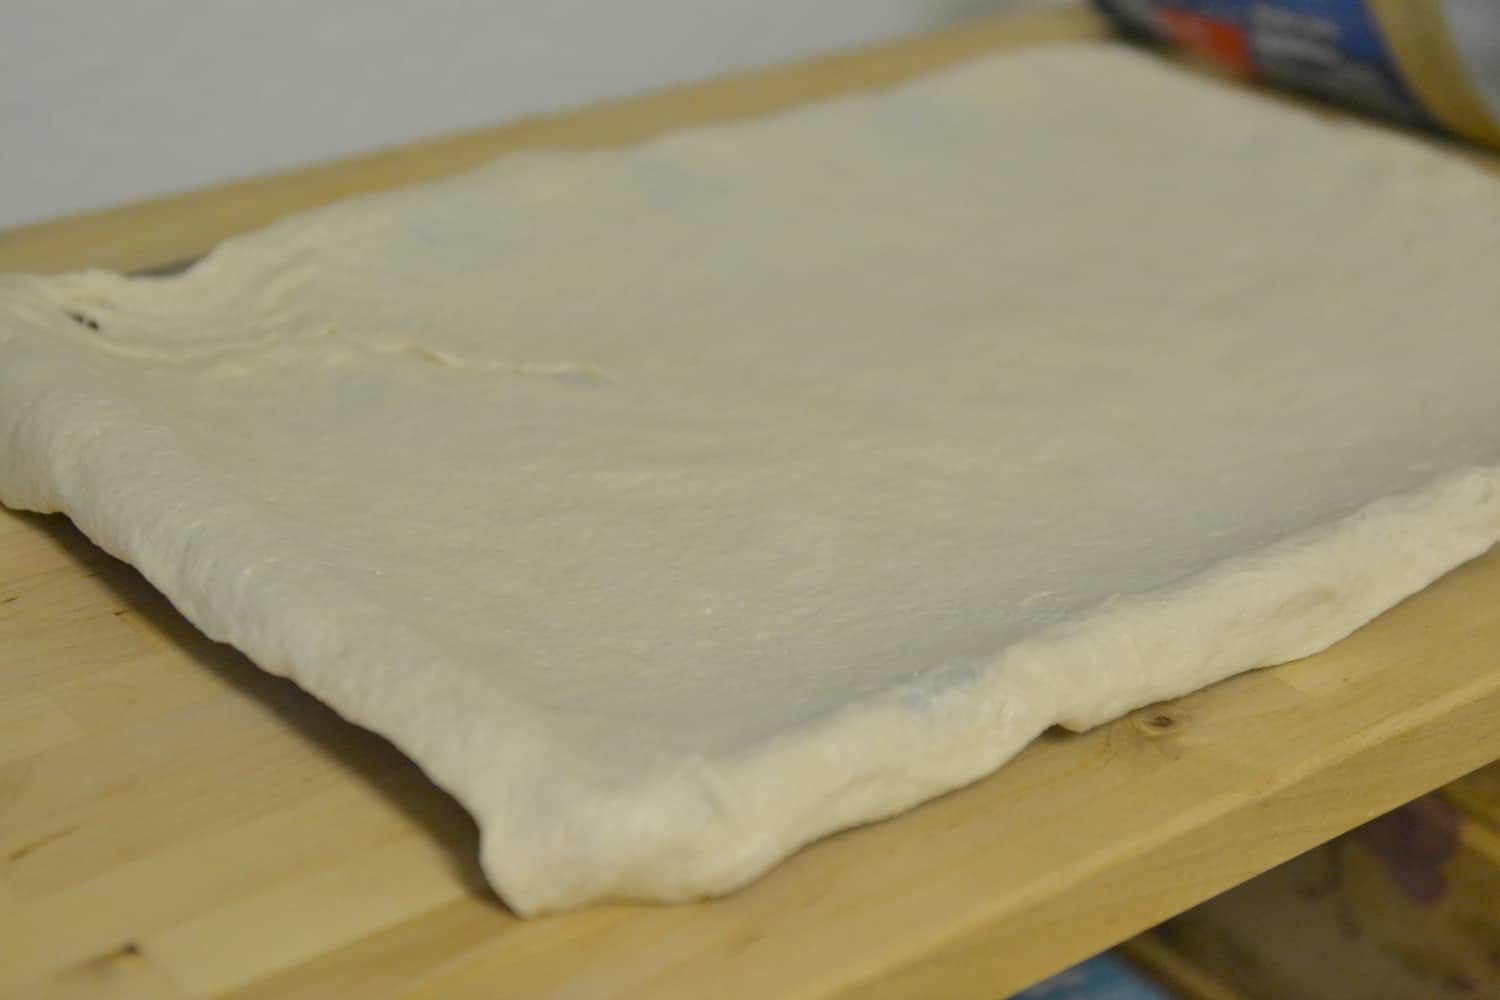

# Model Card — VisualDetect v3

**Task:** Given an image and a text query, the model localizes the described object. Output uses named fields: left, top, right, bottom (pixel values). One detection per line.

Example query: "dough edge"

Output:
left=4, top=303, right=1500, bottom=915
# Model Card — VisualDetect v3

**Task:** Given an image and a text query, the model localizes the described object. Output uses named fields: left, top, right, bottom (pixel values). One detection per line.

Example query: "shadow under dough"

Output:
left=17, top=509, right=502, bottom=907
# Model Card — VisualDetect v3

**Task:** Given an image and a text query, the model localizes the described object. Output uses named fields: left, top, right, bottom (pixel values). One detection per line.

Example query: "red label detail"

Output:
left=1159, top=9, right=1254, bottom=77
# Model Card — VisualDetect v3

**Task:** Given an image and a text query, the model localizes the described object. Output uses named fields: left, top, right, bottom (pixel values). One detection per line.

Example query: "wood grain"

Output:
left=3, top=5, right=1499, bottom=997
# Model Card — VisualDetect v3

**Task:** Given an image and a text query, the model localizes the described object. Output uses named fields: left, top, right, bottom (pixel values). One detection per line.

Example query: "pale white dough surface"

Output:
left=3, top=45, right=1500, bottom=915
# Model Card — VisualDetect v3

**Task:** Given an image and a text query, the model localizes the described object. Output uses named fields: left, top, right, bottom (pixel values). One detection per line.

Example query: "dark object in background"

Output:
left=1094, top=0, right=1500, bottom=149
left=1143, top=766, right=1500, bottom=1000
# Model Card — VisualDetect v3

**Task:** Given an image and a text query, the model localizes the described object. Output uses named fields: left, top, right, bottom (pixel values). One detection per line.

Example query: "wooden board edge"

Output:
left=0, top=6, right=1107, bottom=276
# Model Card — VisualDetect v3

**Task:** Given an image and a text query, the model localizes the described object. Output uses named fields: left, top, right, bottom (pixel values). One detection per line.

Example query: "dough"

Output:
left=2, top=45, right=1499, bottom=915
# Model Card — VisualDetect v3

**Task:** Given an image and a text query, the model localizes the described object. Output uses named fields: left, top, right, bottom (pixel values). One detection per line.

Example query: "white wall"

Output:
left=1, top=1, right=1052, bottom=229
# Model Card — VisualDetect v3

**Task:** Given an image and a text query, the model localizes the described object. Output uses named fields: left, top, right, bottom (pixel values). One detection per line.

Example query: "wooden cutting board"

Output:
left=2, top=6, right=1498, bottom=998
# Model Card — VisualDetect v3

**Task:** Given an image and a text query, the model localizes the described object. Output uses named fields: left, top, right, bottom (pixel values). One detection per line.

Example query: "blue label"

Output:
left=1094, top=1, right=1432, bottom=127
left=1246, top=0, right=1427, bottom=124
left=1012, top=953, right=1175, bottom=1000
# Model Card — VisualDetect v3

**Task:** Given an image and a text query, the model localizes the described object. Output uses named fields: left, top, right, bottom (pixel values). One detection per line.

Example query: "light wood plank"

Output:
left=144, top=832, right=479, bottom=998
left=18, top=943, right=187, bottom=1000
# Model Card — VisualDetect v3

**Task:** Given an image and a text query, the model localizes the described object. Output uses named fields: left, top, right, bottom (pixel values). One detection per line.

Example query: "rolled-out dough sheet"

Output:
left=3, top=45, right=1500, bottom=915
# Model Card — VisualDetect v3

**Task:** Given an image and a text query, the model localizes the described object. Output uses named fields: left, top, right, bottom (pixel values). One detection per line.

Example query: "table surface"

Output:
left=3, top=6, right=1499, bottom=998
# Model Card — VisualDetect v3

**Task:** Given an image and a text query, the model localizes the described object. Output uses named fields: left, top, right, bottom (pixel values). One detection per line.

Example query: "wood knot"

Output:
left=1132, top=707, right=1187, bottom=737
